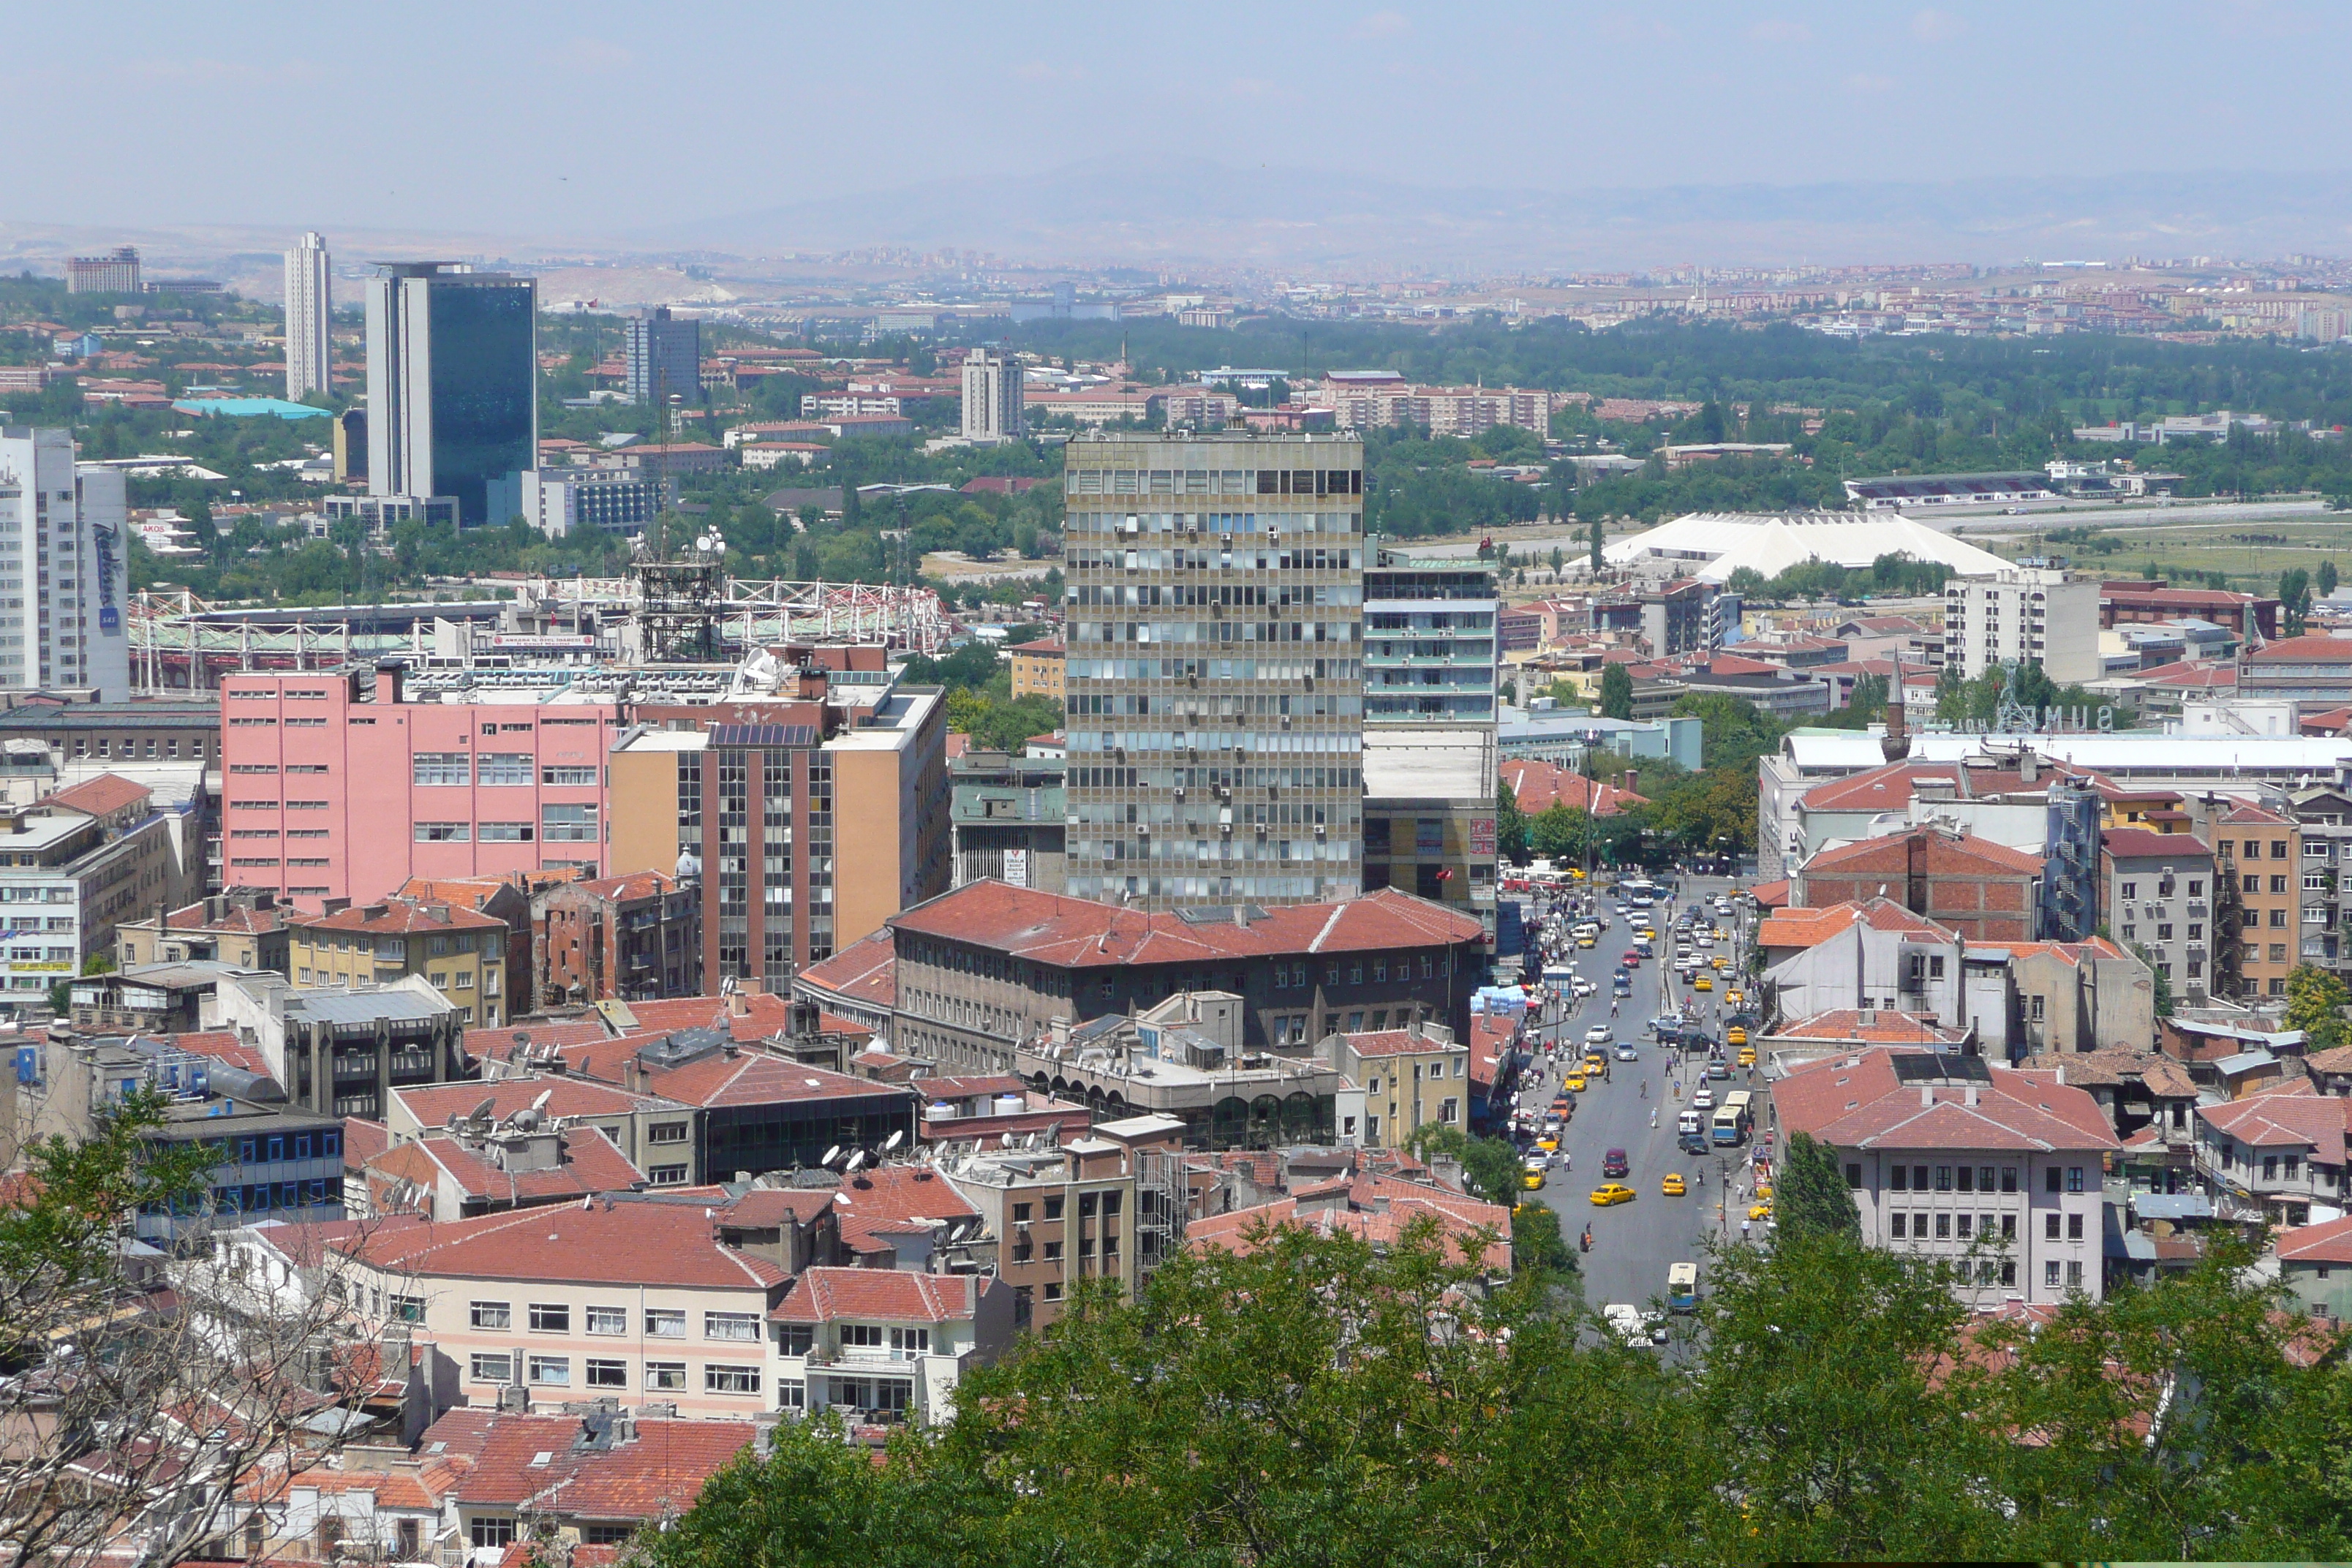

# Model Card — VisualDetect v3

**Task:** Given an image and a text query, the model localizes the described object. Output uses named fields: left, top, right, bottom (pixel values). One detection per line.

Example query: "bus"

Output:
left=1620, top=878, right=1659, bottom=908
left=1667, top=1262, right=1699, bottom=1314
left=1711, top=1089, right=1754, bottom=1146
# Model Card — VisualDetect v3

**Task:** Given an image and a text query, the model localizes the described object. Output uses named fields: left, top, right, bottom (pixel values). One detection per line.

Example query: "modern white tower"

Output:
left=960, top=347, right=1025, bottom=442
left=284, top=232, right=332, bottom=402
left=0, top=429, right=130, bottom=699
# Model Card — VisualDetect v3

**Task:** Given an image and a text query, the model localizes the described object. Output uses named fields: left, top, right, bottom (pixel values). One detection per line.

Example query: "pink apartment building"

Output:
left=219, top=663, right=620, bottom=910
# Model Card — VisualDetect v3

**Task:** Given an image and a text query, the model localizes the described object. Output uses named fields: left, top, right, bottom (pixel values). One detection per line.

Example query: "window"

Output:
left=1934, top=1213, right=1951, bottom=1239
left=646, top=1362, right=686, bottom=1391
left=543, top=765, right=598, bottom=785
left=478, top=753, right=533, bottom=785
left=2067, top=1260, right=2084, bottom=1288
left=528, top=1303, right=570, bottom=1333
left=649, top=1164, right=688, bottom=1186
left=2046, top=1260, right=2062, bottom=1287
left=1011, top=1202, right=1032, bottom=1224
left=704, top=1364, right=761, bottom=1395
left=478, top=822, right=533, bottom=841
left=2045, top=1166, right=2062, bottom=1194
left=470, top=1519, right=516, bottom=1550
left=892, top=1326, right=929, bottom=1354
left=2066, top=1166, right=2084, bottom=1193
left=543, top=803, right=600, bottom=841
left=415, top=822, right=471, bottom=843
left=1891, top=1165, right=1909, bottom=1192
left=388, top=1294, right=423, bottom=1322
left=1891, top=1213, right=1907, bottom=1239
left=470, top=1300, right=511, bottom=1330
left=1955, top=1214, right=1972, bottom=1238
left=2067, top=1213, right=2084, bottom=1240
left=412, top=753, right=471, bottom=786
left=841, top=1323, right=885, bottom=1349
left=1044, top=1196, right=1065, bottom=1220
left=585, top=1305, right=626, bottom=1335
left=584, top=1359, right=627, bottom=1388
left=469, top=1352, right=513, bottom=1383
left=527, top=1354, right=570, bottom=1386
left=705, top=1311, right=761, bottom=1341
left=1956, top=1166, right=1975, bottom=1194
left=648, top=1122, right=688, bottom=1144
left=2046, top=1213, right=2062, bottom=1240
left=2001, top=1214, right=2016, bottom=1240
left=1934, top=1165, right=1953, bottom=1192
left=778, top=1380, right=806, bottom=1411
left=1844, top=1162, right=1862, bottom=1189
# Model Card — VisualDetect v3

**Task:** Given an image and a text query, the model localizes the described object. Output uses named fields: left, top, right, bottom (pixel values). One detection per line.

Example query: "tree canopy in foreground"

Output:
left=636, top=1220, right=2352, bottom=1568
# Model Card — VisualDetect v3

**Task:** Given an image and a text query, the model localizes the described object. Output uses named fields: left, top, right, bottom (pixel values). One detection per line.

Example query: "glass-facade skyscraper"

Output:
left=625, top=305, right=701, bottom=408
left=1062, top=432, right=1365, bottom=910
left=365, top=263, right=538, bottom=526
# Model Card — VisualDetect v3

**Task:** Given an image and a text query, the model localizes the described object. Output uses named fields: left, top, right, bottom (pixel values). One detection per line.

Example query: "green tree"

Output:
left=2321, top=559, right=2341, bottom=600
left=1598, top=661, right=1634, bottom=721
left=1406, top=1123, right=1525, bottom=1210
left=2282, top=566, right=2314, bottom=636
left=1495, top=778, right=1529, bottom=864
left=2285, top=962, right=2352, bottom=1049
left=1588, top=513, right=1605, bottom=573
left=1772, top=1131, right=1859, bottom=1240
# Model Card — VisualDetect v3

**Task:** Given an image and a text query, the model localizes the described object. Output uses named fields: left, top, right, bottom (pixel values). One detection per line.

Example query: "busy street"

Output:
left=1503, top=870, right=1775, bottom=1338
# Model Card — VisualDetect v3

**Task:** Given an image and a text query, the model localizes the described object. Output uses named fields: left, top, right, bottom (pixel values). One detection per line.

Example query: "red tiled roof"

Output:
left=826, top=1163, right=981, bottom=1254
left=328, top=1202, right=789, bottom=1291
left=393, top=1076, right=682, bottom=1124
left=463, top=1017, right=614, bottom=1063
left=1186, top=1174, right=1512, bottom=1272
left=1771, top=1009, right=1970, bottom=1046
left=1006, top=638, right=1064, bottom=656
left=158, top=897, right=288, bottom=936
left=2198, top=1093, right=2352, bottom=1150
left=46, top=773, right=152, bottom=818
left=889, top=883, right=1484, bottom=968
left=617, top=992, right=799, bottom=1043
left=769, top=1266, right=990, bottom=1324
left=1772, top=1046, right=2120, bottom=1154
left=2136, top=661, right=2239, bottom=690
left=2247, top=633, right=2352, bottom=663
left=2101, top=828, right=2208, bottom=861
left=427, top=1410, right=755, bottom=1519
left=1749, top=879, right=1791, bottom=909
left=1758, top=897, right=1958, bottom=951
left=1499, top=758, right=1648, bottom=817
left=1333, top=1028, right=1460, bottom=1058
left=646, top=1053, right=908, bottom=1111
left=2220, top=800, right=2294, bottom=828
left=168, top=1029, right=272, bottom=1077
left=2301, top=706, right=2352, bottom=736
left=292, top=899, right=502, bottom=935
left=795, top=930, right=897, bottom=1009
left=2280, top=1214, right=2352, bottom=1265
left=342, top=1117, right=389, bottom=1171
left=570, top=870, right=679, bottom=903
left=1801, top=827, right=2044, bottom=878
left=372, top=1126, right=646, bottom=1207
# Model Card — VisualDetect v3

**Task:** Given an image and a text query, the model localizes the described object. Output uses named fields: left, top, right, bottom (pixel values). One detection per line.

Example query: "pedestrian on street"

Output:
left=1741, top=1218, right=1752, bottom=1241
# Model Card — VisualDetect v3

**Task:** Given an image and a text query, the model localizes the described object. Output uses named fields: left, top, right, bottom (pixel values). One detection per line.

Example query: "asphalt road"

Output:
left=1512, top=876, right=1772, bottom=1324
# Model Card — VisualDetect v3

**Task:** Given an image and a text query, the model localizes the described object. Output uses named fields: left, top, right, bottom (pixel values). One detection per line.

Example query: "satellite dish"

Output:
left=999, top=1131, right=1014, bottom=1147
left=882, top=1131, right=903, bottom=1153
left=528, top=1088, right=554, bottom=1115
left=467, top=1096, right=497, bottom=1123
left=844, top=1149, right=868, bottom=1174
left=821, top=1145, right=842, bottom=1169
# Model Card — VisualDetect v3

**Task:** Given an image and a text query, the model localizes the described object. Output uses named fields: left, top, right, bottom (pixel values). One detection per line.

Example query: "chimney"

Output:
left=1881, top=690, right=1907, bottom=761
left=1921, top=1085, right=1934, bottom=1107
left=730, top=990, right=750, bottom=1019
left=374, top=660, right=405, bottom=706
left=2019, top=746, right=2038, bottom=784
left=1964, top=1085, right=1979, bottom=1107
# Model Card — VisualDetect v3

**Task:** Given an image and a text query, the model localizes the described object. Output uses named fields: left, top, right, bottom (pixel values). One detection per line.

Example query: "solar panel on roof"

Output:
left=708, top=723, right=818, bottom=748
left=1889, top=1052, right=1991, bottom=1085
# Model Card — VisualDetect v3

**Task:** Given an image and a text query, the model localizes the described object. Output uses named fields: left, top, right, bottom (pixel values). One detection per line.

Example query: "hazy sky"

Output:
left=12, top=1, right=2350, bottom=238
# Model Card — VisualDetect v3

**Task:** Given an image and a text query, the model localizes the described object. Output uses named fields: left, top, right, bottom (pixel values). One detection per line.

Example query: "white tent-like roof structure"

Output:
left=1603, top=510, right=2011, bottom=584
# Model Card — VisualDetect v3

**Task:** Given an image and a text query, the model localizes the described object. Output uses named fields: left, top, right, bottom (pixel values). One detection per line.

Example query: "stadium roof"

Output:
left=1602, top=510, right=2010, bottom=584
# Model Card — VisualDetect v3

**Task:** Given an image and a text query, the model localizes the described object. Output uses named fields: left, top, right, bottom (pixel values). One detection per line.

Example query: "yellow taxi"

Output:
left=1576, top=934, right=1596, bottom=949
left=1589, top=1183, right=1636, bottom=1207
left=1749, top=1202, right=1773, bottom=1221
left=1727, top=989, right=1746, bottom=1008
left=1756, top=1182, right=1774, bottom=1202
left=1726, top=1025, right=1749, bottom=1047
left=1713, top=926, right=1730, bottom=941
left=1711, top=955, right=1730, bottom=970
left=1536, top=1136, right=1559, bottom=1153
left=1738, top=1047, right=1757, bottom=1068
left=1563, top=1072, right=1588, bottom=1093
left=1693, top=974, right=1714, bottom=992
left=1661, top=1173, right=1686, bottom=1197
left=1569, top=868, right=1587, bottom=881
left=1582, top=1053, right=1607, bottom=1076
left=1521, top=1169, right=1545, bottom=1191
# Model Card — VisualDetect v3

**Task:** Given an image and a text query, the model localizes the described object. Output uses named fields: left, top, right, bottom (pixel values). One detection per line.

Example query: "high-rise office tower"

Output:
left=625, top=305, right=701, bottom=410
left=1062, top=432, right=1365, bottom=910
left=66, top=247, right=140, bottom=295
left=283, top=233, right=332, bottom=402
left=960, top=347, right=1025, bottom=442
left=0, top=429, right=131, bottom=698
left=365, top=263, right=538, bottom=526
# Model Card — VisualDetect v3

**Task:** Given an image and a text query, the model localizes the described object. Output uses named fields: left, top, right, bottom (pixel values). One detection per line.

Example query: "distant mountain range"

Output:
left=5, top=167, right=2348, bottom=284
left=659, top=162, right=2352, bottom=273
